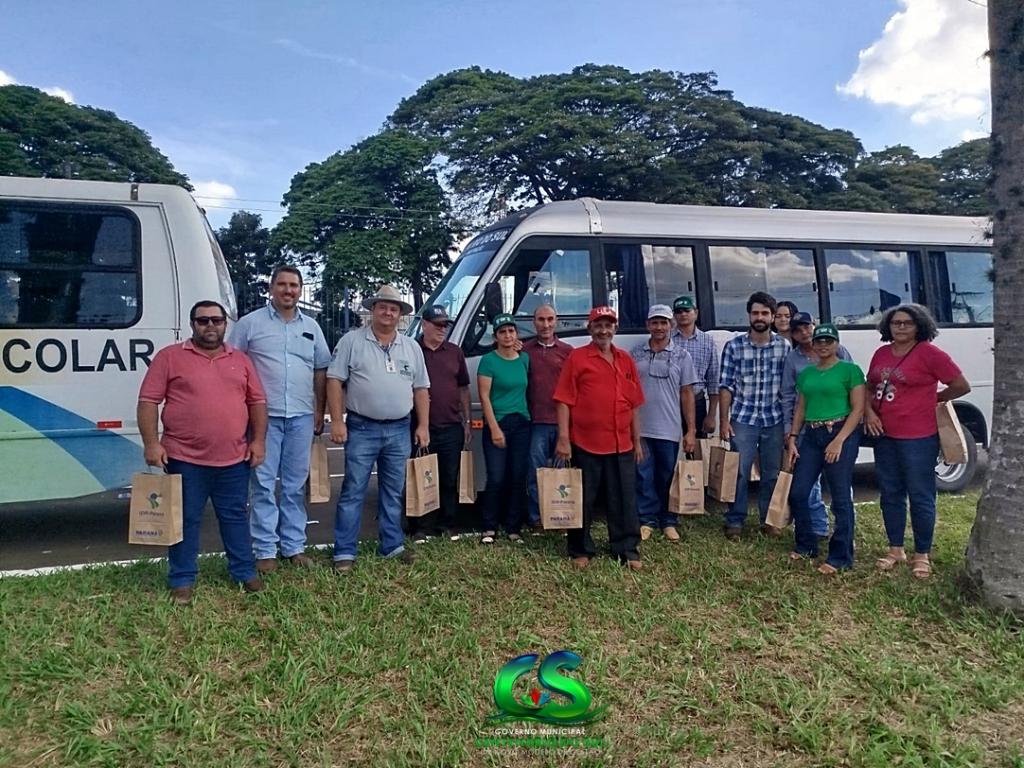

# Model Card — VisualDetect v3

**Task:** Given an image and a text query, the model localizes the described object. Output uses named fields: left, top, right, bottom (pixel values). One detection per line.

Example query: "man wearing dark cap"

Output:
left=410, top=305, right=471, bottom=542
left=554, top=306, right=645, bottom=571
left=670, top=296, right=720, bottom=437
left=781, top=311, right=853, bottom=538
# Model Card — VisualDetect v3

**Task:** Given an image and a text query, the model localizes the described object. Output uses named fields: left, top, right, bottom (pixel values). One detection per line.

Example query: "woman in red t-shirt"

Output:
left=864, top=304, right=971, bottom=579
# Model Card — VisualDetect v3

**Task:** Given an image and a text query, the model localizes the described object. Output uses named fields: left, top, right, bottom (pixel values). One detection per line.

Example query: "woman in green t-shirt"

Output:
left=785, top=323, right=866, bottom=574
left=477, top=314, right=531, bottom=544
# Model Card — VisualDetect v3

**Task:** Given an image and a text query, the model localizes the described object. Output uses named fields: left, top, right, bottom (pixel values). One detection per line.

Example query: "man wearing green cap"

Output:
left=671, top=296, right=719, bottom=437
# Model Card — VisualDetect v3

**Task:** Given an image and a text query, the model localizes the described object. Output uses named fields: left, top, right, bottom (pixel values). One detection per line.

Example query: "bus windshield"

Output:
left=408, top=227, right=511, bottom=335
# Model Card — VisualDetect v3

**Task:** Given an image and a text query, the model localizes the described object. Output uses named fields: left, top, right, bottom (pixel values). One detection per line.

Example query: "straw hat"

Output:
left=361, top=285, right=413, bottom=315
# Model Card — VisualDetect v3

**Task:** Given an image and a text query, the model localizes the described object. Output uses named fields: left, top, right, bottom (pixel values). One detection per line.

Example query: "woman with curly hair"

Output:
left=864, top=304, right=971, bottom=579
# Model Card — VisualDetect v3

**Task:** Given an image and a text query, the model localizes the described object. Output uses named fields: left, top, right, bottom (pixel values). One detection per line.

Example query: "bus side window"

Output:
left=708, top=245, right=817, bottom=326
left=0, top=203, right=141, bottom=328
left=824, top=248, right=916, bottom=326
left=929, top=250, right=993, bottom=325
left=603, top=243, right=695, bottom=330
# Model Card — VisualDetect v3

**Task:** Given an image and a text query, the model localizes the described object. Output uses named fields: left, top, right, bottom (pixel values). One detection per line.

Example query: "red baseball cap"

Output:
left=587, top=306, right=617, bottom=323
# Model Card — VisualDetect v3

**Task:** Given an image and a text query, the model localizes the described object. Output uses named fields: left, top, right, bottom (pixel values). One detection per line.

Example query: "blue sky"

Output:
left=1, top=0, right=990, bottom=229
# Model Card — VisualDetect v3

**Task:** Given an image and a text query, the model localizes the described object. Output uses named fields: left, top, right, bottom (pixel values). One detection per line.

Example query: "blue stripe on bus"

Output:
left=0, top=386, right=144, bottom=490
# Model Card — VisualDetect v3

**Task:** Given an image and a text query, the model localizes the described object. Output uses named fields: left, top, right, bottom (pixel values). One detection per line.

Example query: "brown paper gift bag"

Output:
left=128, top=471, right=183, bottom=545
left=765, top=471, right=793, bottom=529
left=405, top=450, right=441, bottom=517
left=936, top=402, right=968, bottom=464
left=458, top=449, right=477, bottom=504
left=537, top=463, right=583, bottom=529
left=707, top=442, right=740, bottom=503
left=697, top=437, right=723, bottom=485
left=307, top=437, right=331, bottom=503
left=669, top=458, right=705, bottom=515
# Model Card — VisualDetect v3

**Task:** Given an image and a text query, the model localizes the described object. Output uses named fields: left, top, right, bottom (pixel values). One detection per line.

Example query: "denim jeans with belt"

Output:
left=724, top=421, right=784, bottom=529
left=333, top=412, right=410, bottom=562
left=166, top=459, right=256, bottom=588
left=481, top=412, right=530, bottom=535
left=789, top=424, right=860, bottom=568
left=873, top=434, right=940, bottom=554
left=250, top=413, right=315, bottom=559
left=635, top=437, right=680, bottom=529
left=407, top=422, right=463, bottom=536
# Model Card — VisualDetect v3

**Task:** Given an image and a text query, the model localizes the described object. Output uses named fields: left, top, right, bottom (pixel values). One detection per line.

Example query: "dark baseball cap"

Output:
left=672, top=296, right=696, bottom=311
left=790, top=311, right=814, bottom=328
left=492, top=313, right=517, bottom=331
left=421, top=305, right=453, bottom=325
left=812, top=323, right=840, bottom=341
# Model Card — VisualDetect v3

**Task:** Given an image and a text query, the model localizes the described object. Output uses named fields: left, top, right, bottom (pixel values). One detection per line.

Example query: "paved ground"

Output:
left=0, top=449, right=983, bottom=573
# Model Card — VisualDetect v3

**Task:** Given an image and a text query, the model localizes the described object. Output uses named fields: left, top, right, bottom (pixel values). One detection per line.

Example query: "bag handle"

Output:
left=550, top=456, right=573, bottom=469
left=415, top=446, right=430, bottom=458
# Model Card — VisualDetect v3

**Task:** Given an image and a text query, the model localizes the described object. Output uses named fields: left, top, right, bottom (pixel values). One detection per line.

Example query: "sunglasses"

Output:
left=193, top=317, right=227, bottom=326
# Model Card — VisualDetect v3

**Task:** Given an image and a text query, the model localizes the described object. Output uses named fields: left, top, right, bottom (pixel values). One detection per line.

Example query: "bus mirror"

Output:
left=484, top=282, right=503, bottom=321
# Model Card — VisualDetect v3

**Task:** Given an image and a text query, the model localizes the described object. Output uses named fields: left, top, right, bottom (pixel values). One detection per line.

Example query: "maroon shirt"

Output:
left=523, top=337, right=573, bottom=424
left=419, top=339, right=470, bottom=428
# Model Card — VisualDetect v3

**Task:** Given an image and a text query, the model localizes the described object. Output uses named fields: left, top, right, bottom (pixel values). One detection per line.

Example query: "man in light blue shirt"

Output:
left=229, top=265, right=331, bottom=571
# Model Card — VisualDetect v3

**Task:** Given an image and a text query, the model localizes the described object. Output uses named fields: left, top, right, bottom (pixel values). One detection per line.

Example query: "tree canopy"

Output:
left=0, top=85, right=189, bottom=186
left=216, top=211, right=275, bottom=315
left=273, top=129, right=455, bottom=307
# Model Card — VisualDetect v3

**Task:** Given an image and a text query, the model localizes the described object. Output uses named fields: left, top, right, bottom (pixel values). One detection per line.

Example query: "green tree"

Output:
left=273, top=129, right=455, bottom=309
left=824, top=145, right=943, bottom=214
left=216, top=211, right=274, bottom=316
left=934, top=138, right=990, bottom=216
left=390, top=65, right=862, bottom=218
left=964, top=0, right=1024, bottom=615
left=0, top=85, right=188, bottom=186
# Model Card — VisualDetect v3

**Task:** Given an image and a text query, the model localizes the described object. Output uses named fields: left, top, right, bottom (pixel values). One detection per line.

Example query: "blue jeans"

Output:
left=166, top=459, right=256, bottom=588
left=333, top=413, right=410, bottom=562
left=482, top=413, right=531, bottom=535
left=636, top=437, right=680, bottom=529
left=725, top=422, right=784, bottom=529
left=789, top=425, right=860, bottom=568
left=808, top=478, right=829, bottom=538
left=527, top=423, right=559, bottom=526
left=250, top=414, right=314, bottom=559
left=874, top=434, right=940, bottom=554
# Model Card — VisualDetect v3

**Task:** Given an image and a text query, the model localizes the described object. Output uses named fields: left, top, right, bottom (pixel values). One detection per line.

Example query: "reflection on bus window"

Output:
left=505, top=247, right=592, bottom=328
left=0, top=203, right=140, bottom=328
left=930, top=250, right=993, bottom=325
left=709, top=245, right=816, bottom=326
left=422, top=229, right=511, bottom=327
left=604, top=244, right=695, bottom=329
left=825, top=248, right=915, bottom=326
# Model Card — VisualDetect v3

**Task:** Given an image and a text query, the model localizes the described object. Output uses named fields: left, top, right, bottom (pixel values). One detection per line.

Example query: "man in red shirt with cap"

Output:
left=553, top=306, right=645, bottom=570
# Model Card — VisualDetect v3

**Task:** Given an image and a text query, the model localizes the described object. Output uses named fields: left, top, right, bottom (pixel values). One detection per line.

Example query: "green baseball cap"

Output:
left=812, top=323, right=840, bottom=342
left=673, top=296, right=696, bottom=311
left=492, top=313, right=516, bottom=332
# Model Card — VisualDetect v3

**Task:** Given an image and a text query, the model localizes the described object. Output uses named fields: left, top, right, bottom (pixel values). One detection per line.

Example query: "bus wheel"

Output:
left=935, top=435, right=978, bottom=493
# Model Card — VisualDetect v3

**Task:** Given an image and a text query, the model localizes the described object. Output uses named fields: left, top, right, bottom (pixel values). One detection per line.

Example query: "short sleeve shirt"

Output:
left=796, top=360, right=866, bottom=423
left=419, top=339, right=470, bottom=428
left=326, top=327, right=430, bottom=420
left=478, top=351, right=530, bottom=421
left=553, top=343, right=645, bottom=455
left=522, top=338, right=574, bottom=424
left=631, top=339, right=698, bottom=441
left=866, top=342, right=962, bottom=439
left=228, top=304, right=331, bottom=418
left=138, top=341, right=266, bottom=466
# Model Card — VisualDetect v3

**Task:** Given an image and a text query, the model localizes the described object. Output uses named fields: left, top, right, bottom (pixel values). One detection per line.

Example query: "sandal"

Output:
left=875, top=550, right=907, bottom=571
left=910, top=555, right=932, bottom=579
left=817, top=563, right=839, bottom=576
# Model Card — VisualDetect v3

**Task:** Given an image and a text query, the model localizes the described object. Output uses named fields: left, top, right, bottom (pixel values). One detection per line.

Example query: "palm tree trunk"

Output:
left=964, top=0, right=1024, bottom=615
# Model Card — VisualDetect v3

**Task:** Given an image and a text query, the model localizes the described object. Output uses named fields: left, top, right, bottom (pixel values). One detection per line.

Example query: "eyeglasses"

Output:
left=193, top=317, right=227, bottom=326
left=890, top=319, right=915, bottom=328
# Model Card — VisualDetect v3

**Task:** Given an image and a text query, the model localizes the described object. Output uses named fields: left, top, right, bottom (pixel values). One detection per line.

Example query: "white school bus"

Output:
left=0, top=176, right=237, bottom=504
left=409, top=198, right=992, bottom=491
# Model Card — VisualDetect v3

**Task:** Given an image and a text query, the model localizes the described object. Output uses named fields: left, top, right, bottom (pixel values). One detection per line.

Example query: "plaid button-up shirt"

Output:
left=671, top=327, right=719, bottom=397
left=719, top=332, right=791, bottom=427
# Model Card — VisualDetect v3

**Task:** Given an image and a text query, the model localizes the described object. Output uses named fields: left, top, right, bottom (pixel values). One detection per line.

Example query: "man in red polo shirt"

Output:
left=554, top=306, right=645, bottom=571
left=138, top=300, right=269, bottom=605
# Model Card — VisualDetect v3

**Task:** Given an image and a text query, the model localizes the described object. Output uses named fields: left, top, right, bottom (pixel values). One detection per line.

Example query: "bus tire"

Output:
left=935, top=434, right=977, bottom=493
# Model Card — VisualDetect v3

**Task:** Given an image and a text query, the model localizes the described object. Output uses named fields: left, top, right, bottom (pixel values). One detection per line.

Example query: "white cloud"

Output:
left=0, top=69, right=74, bottom=102
left=838, top=0, right=989, bottom=125
left=191, top=180, right=238, bottom=208
left=960, top=128, right=988, bottom=142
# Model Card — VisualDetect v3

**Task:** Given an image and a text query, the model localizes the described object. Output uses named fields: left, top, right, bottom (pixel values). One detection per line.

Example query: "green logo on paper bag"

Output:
left=685, top=473, right=698, bottom=487
left=147, top=492, right=162, bottom=510
left=556, top=484, right=571, bottom=499
left=423, top=469, right=435, bottom=485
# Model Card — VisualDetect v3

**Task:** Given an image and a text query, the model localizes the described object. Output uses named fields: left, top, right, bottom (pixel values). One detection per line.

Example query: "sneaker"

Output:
left=640, top=525, right=654, bottom=541
left=447, top=531, right=461, bottom=542
left=760, top=524, right=783, bottom=538
left=413, top=536, right=429, bottom=545
left=508, top=533, right=524, bottom=544
left=723, top=526, right=742, bottom=541
left=255, top=558, right=277, bottom=574
left=662, top=526, right=680, bottom=542
left=287, top=553, right=315, bottom=568
left=481, top=531, right=496, bottom=544
left=241, top=577, right=265, bottom=594
left=397, top=549, right=416, bottom=564
left=169, top=585, right=193, bottom=605
left=332, top=559, right=354, bottom=573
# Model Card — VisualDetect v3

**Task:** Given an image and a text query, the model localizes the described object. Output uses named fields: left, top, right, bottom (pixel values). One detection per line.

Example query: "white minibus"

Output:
left=410, top=198, right=992, bottom=491
left=0, top=177, right=236, bottom=503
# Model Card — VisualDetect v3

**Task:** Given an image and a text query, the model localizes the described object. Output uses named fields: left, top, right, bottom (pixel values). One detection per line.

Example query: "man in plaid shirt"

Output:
left=670, top=295, right=720, bottom=437
left=719, top=291, right=791, bottom=539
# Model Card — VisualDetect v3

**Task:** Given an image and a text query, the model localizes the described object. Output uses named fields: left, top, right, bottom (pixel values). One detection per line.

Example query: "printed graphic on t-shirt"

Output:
left=874, top=366, right=906, bottom=404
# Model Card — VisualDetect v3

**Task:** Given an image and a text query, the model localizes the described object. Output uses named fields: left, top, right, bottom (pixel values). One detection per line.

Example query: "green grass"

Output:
left=2, top=492, right=1024, bottom=767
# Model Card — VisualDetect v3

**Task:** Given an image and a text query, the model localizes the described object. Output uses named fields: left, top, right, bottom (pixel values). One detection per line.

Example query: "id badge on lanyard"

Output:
left=385, top=358, right=397, bottom=374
